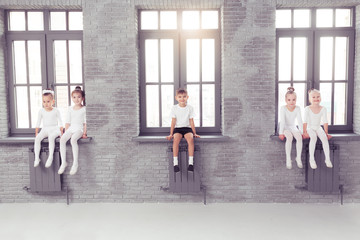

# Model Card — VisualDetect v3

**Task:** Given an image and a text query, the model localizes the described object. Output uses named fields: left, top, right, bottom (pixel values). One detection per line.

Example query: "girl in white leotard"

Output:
left=34, top=89, right=63, bottom=168
left=278, top=87, right=303, bottom=169
left=58, top=86, right=87, bottom=175
left=303, top=89, right=332, bottom=169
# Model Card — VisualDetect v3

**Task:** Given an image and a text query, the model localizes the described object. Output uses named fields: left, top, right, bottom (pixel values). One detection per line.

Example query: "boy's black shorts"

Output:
left=173, top=127, right=193, bottom=137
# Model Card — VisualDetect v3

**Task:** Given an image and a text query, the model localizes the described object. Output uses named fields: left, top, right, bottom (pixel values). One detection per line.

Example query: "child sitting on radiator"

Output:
left=166, top=88, right=200, bottom=172
left=278, top=86, right=303, bottom=169
left=303, top=88, right=332, bottom=169
left=58, top=86, right=87, bottom=175
left=34, top=89, right=64, bottom=168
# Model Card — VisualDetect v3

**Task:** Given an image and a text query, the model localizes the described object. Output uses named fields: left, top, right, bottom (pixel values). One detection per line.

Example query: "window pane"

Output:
left=69, top=40, right=83, bottom=83
left=319, top=83, right=332, bottom=125
left=28, top=41, right=42, bottom=84
left=161, top=85, right=174, bottom=127
left=28, top=12, right=44, bottom=31
left=160, top=11, right=176, bottom=30
left=292, top=83, right=306, bottom=117
left=278, top=38, right=291, bottom=81
left=30, top=87, right=42, bottom=128
left=183, top=11, right=199, bottom=29
left=201, top=11, right=218, bottom=29
left=9, top=11, right=25, bottom=31
left=334, top=83, right=346, bottom=125
left=55, top=86, right=69, bottom=125
left=278, top=84, right=289, bottom=121
left=13, top=41, right=27, bottom=84
left=202, top=84, right=215, bottom=127
left=186, top=39, right=200, bottom=83
left=141, top=11, right=158, bottom=30
left=294, top=9, right=310, bottom=28
left=334, top=37, right=347, bottom=81
left=186, top=84, right=200, bottom=126
left=316, top=9, right=333, bottom=28
left=335, top=9, right=351, bottom=27
left=50, top=12, right=66, bottom=30
left=293, top=37, right=306, bottom=81
left=15, top=86, right=29, bottom=128
left=145, top=39, right=159, bottom=83
left=202, top=39, right=215, bottom=82
left=54, top=40, right=68, bottom=83
left=319, top=37, right=333, bottom=81
left=146, top=85, right=159, bottom=127
left=276, top=10, right=291, bottom=28
left=160, top=39, right=174, bottom=83
left=69, top=12, right=83, bottom=30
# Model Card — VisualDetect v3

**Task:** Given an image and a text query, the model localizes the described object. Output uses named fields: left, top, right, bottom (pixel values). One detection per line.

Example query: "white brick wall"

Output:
left=0, top=0, right=360, bottom=203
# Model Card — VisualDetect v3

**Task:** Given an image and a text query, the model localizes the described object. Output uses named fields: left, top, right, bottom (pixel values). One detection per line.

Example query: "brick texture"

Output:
left=0, top=0, right=360, bottom=203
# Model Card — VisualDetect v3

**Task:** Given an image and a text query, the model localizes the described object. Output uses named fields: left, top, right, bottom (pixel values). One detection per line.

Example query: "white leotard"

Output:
left=35, top=108, right=63, bottom=128
left=279, top=105, right=303, bottom=134
left=303, top=106, right=328, bottom=131
left=66, top=106, right=86, bottom=132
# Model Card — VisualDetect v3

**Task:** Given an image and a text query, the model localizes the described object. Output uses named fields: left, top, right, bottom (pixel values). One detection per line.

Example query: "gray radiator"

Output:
left=306, top=143, right=340, bottom=193
left=167, top=145, right=201, bottom=193
left=29, top=147, right=62, bottom=192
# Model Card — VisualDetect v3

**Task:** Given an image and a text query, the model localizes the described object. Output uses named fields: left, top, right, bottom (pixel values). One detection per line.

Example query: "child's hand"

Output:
left=303, top=132, right=309, bottom=139
left=194, top=134, right=200, bottom=138
left=166, top=135, right=173, bottom=141
left=278, top=134, right=285, bottom=141
left=327, top=134, right=332, bottom=140
left=82, top=133, right=87, bottom=139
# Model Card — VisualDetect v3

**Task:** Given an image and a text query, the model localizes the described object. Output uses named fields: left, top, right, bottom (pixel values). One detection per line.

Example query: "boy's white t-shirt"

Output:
left=170, top=104, right=194, bottom=128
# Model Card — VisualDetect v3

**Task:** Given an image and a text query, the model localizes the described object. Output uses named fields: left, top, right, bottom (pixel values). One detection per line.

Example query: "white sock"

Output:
left=189, top=156, right=193, bottom=165
left=173, top=157, right=178, bottom=166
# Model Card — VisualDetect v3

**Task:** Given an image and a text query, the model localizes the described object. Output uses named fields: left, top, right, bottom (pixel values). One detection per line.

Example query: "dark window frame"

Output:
left=5, top=10, right=84, bottom=136
left=138, top=9, right=221, bottom=136
left=276, top=7, right=355, bottom=133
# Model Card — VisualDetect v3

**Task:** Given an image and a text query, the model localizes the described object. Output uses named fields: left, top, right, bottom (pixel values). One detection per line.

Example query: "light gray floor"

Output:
left=1, top=203, right=359, bottom=240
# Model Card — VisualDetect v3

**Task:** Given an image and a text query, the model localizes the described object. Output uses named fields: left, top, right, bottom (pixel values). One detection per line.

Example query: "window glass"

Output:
left=276, top=10, right=291, bottom=28
left=201, top=11, right=218, bottom=29
left=294, top=9, right=310, bottom=28
left=69, top=12, right=83, bottom=30
left=335, top=9, right=351, bottom=27
left=160, top=11, right=176, bottom=29
left=28, top=12, right=44, bottom=31
left=51, top=12, right=67, bottom=30
left=183, top=11, right=200, bottom=29
left=141, top=11, right=158, bottom=30
left=316, top=9, right=333, bottom=28
left=9, top=11, right=25, bottom=31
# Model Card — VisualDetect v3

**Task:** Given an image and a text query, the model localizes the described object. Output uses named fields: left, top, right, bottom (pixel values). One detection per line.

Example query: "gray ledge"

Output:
left=132, top=135, right=231, bottom=143
left=0, top=137, right=93, bottom=144
left=270, top=133, right=360, bottom=142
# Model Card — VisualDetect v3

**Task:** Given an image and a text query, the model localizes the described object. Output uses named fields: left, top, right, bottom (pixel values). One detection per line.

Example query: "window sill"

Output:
left=270, top=133, right=360, bottom=142
left=132, top=135, right=231, bottom=143
left=0, top=137, right=93, bottom=144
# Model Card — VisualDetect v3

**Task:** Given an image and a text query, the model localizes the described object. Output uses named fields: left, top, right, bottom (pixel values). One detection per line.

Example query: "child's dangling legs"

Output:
left=316, top=127, right=332, bottom=168
left=307, top=128, right=318, bottom=169
left=45, top=127, right=61, bottom=168
left=172, top=133, right=182, bottom=172
left=283, top=130, right=293, bottom=169
left=58, top=130, right=72, bottom=174
left=34, top=129, right=49, bottom=167
left=292, top=129, right=303, bottom=168
left=184, top=133, right=194, bottom=171
left=69, top=130, right=83, bottom=175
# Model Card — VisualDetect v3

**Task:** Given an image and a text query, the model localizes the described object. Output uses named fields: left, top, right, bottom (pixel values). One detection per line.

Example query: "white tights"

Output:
left=283, top=129, right=302, bottom=161
left=34, top=126, right=61, bottom=161
left=307, top=127, right=330, bottom=162
left=60, top=129, right=83, bottom=166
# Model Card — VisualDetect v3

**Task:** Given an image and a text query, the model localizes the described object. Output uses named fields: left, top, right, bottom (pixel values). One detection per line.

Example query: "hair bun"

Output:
left=75, top=86, right=82, bottom=90
left=287, top=86, right=295, bottom=92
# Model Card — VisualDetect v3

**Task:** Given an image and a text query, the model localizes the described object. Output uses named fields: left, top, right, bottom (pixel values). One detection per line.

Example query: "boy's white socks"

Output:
left=189, top=156, right=193, bottom=165
left=173, top=157, right=178, bottom=166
